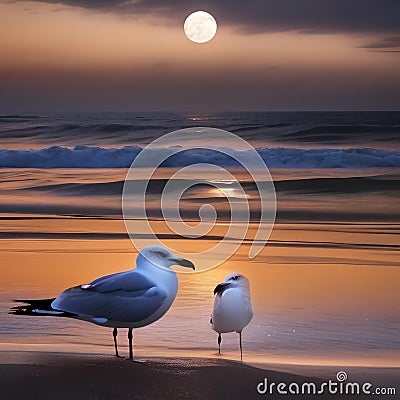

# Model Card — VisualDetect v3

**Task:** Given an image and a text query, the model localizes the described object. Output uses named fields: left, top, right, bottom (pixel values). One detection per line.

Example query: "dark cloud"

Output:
left=362, top=35, right=400, bottom=52
left=22, top=0, right=400, bottom=35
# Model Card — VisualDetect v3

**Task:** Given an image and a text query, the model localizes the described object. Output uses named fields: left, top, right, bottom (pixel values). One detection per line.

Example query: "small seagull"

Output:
left=210, top=273, right=253, bottom=361
left=10, top=245, right=195, bottom=360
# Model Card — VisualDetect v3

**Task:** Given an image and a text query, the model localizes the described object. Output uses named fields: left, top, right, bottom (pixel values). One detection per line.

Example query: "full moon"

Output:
left=184, top=11, right=217, bottom=44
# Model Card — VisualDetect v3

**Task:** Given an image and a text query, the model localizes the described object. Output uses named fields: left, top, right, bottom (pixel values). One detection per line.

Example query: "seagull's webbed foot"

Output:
left=130, top=359, right=146, bottom=364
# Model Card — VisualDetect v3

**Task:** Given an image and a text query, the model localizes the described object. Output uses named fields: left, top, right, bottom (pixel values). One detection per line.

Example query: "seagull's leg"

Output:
left=128, top=328, right=133, bottom=360
left=218, top=333, right=221, bottom=355
left=239, top=331, right=243, bottom=361
left=113, top=328, right=122, bottom=358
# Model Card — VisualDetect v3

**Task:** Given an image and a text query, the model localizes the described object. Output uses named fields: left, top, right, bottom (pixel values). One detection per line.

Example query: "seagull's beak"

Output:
left=171, top=257, right=196, bottom=270
left=214, top=282, right=231, bottom=296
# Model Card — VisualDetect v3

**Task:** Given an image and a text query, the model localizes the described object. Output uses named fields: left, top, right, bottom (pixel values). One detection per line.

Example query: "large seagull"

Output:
left=10, top=245, right=195, bottom=360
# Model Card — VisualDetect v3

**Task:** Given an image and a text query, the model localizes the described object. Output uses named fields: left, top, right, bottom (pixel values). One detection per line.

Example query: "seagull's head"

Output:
left=138, top=245, right=195, bottom=271
left=214, top=273, right=250, bottom=295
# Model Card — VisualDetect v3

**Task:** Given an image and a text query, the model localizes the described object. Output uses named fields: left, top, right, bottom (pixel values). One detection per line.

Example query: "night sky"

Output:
left=1, top=0, right=399, bottom=112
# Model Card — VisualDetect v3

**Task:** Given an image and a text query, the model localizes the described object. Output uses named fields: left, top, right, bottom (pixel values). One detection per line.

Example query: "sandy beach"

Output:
left=3, top=351, right=399, bottom=400
left=0, top=352, right=316, bottom=400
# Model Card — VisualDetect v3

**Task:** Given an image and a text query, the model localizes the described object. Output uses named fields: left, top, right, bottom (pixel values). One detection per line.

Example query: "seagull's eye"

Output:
left=232, top=275, right=240, bottom=280
left=154, top=251, right=167, bottom=258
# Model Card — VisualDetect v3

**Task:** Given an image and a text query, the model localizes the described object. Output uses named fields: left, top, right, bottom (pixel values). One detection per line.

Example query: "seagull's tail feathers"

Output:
left=9, top=298, right=75, bottom=318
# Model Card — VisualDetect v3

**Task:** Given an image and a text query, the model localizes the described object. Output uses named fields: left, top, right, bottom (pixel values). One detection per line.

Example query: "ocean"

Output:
left=0, top=111, right=399, bottom=368
left=0, top=111, right=399, bottom=168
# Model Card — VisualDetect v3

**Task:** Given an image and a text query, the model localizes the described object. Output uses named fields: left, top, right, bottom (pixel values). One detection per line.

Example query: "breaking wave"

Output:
left=0, top=145, right=399, bottom=168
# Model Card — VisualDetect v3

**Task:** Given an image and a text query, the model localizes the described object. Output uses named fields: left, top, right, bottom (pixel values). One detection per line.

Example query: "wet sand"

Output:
left=0, top=352, right=317, bottom=400
left=1, top=351, right=398, bottom=400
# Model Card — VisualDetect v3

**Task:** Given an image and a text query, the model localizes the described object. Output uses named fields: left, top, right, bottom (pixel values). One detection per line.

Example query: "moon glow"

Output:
left=184, top=11, right=217, bottom=44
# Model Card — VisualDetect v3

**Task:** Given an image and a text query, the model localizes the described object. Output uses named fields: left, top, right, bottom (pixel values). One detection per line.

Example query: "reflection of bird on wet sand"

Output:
left=10, top=245, right=195, bottom=360
left=211, top=273, right=253, bottom=361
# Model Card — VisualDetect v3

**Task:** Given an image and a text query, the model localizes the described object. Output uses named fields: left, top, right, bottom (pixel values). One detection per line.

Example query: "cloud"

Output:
left=20, top=0, right=400, bottom=35
left=361, top=35, right=400, bottom=52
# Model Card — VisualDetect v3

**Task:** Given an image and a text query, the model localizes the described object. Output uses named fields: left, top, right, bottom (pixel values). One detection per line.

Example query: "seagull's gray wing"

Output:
left=51, top=270, right=167, bottom=323
left=88, top=270, right=156, bottom=293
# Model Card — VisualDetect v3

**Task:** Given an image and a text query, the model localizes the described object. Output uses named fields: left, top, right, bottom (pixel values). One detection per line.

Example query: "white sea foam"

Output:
left=0, top=145, right=399, bottom=168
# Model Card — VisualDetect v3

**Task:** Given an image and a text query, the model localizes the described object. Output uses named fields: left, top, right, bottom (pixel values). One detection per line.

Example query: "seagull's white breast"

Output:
left=212, top=287, right=253, bottom=334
